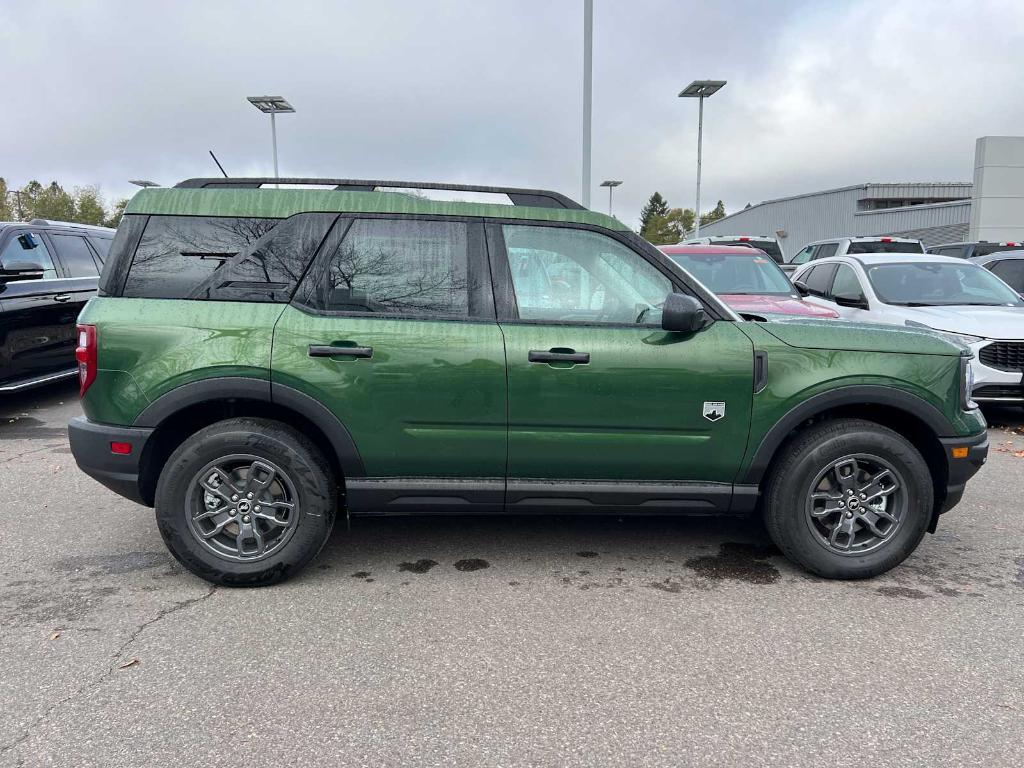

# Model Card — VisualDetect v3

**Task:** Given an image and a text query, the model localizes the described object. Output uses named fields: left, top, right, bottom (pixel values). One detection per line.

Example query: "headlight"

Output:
left=903, top=321, right=984, bottom=349
left=961, top=356, right=978, bottom=410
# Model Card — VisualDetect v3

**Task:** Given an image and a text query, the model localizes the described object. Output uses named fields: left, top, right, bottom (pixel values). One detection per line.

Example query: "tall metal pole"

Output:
left=272, top=109, right=280, bottom=180
left=582, top=0, right=593, bottom=208
left=694, top=94, right=704, bottom=238
left=608, top=184, right=613, bottom=215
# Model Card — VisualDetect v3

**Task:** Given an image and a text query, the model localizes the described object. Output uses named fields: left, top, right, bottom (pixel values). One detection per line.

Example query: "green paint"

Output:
left=125, top=188, right=629, bottom=231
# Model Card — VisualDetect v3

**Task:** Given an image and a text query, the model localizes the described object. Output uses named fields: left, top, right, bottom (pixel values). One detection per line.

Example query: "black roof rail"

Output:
left=173, top=178, right=585, bottom=210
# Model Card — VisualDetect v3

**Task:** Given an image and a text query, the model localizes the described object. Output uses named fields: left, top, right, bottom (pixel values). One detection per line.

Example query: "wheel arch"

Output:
left=133, top=377, right=364, bottom=506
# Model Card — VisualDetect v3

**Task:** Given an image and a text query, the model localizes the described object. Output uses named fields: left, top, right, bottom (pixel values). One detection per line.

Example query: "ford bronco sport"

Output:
left=68, top=178, right=989, bottom=586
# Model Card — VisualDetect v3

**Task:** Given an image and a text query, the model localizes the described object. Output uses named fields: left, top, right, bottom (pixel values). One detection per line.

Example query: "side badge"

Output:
left=703, top=401, right=726, bottom=422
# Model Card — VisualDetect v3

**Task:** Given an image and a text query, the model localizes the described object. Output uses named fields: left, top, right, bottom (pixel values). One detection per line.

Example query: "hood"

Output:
left=756, top=317, right=963, bottom=356
left=721, top=293, right=839, bottom=318
left=899, top=305, right=1024, bottom=340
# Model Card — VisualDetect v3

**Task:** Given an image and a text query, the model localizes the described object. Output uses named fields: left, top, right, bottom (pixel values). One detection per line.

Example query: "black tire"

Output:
left=764, top=418, right=933, bottom=579
left=155, top=417, right=336, bottom=586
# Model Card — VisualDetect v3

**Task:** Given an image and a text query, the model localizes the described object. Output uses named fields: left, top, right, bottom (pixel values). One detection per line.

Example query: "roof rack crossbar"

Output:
left=173, top=178, right=584, bottom=210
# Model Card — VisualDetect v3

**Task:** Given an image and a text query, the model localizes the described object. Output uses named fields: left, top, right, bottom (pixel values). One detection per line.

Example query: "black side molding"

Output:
left=753, top=350, right=768, bottom=393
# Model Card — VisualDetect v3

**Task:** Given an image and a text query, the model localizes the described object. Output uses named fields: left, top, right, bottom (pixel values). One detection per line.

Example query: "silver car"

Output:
left=792, top=253, right=1024, bottom=404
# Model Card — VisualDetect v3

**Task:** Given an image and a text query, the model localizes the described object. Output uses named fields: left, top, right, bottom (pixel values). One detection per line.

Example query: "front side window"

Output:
left=316, top=218, right=472, bottom=317
left=790, top=246, right=814, bottom=265
left=50, top=233, right=100, bottom=277
left=830, top=264, right=866, bottom=300
left=0, top=231, right=58, bottom=279
left=801, top=264, right=836, bottom=296
left=503, top=225, right=672, bottom=324
left=867, top=262, right=1024, bottom=306
left=989, top=259, right=1024, bottom=292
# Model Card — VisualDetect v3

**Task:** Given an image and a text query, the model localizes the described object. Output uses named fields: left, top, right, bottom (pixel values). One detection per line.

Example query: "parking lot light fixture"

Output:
left=247, top=96, right=296, bottom=180
left=128, top=180, right=160, bottom=188
left=600, top=180, right=622, bottom=216
left=679, top=79, right=726, bottom=238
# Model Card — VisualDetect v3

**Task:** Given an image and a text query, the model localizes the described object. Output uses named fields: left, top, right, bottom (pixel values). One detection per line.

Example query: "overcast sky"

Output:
left=2, top=0, right=1023, bottom=227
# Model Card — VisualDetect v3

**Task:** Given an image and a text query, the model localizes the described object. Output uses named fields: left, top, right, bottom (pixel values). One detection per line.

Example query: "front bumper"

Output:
left=968, top=341, right=1024, bottom=403
left=936, top=431, right=989, bottom=515
left=68, top=416, right=154, bottom=505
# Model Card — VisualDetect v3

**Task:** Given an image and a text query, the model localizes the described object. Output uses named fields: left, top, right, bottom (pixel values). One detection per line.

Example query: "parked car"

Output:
left=658, top=244, right=838, bottom=319
left=680, top=235, right=784, bottom=263
left=928, top=241, right=1024, bottom=259
left=792, top=253, right=1024, bottom=404
left=972, top=251, right=1024, bottom=295
left=785, top=236, right=926, bottom=275
left=0, top=219, right=114, bottom=393
left=69, top=177, right=987, bottom=586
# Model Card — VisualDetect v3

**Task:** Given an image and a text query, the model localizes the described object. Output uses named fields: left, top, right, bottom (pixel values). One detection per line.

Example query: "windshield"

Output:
left=711, top=239, right=783, bottom=263
left=668, top=252, right=794, bottom=295
left=866, top=261, right=1024, bottom=306
left=847, top=240, right=924, bottom=254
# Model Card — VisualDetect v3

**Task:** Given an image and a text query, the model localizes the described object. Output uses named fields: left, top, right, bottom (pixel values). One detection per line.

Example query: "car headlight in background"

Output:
left=961, top=355, right=978, bottom=410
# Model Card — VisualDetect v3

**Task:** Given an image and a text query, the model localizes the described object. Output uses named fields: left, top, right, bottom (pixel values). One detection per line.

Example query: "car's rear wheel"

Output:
left=155, top=417, right=336, bottom=586
left=764, top=418, right=933, bottom=579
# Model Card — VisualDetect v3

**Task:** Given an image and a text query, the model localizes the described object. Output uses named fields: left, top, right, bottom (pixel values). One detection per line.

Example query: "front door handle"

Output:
left=528, top=349, right=590, bottom=365
left=308, top=344, right=373, bottom=359
left=53, top=294, right=71, bottom=303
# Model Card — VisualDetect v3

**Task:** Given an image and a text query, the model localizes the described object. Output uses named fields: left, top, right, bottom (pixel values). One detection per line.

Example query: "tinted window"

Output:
left=866, top=262, right=1024, bottom=306
left=123, top=214, right=334, bottom=301
left=87, top=236, right=113, bottom=262
left=504, top=225, right=672, bottom=324
left=975, top=243, right=1024, bottom=257
left=315, top=218, right=472, bottom=316
left=813, top=243, right=838, bottom=259
left=831, top=264, right=865, bottom=299
left=0, top=231, right=58, bottom=279
left=847, top=240, right=924, bottom=254
left=802, top=264, right=836, bottom=296
left=50, top=233, right=100, bottom=277
left=987, top=260, right=1024, bottom=293
left=668, top=252, right=793, bottom=295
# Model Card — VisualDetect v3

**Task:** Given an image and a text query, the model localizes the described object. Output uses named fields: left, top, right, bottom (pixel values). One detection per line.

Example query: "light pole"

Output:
left=247, top=96, right=295, bottom=180
left=679, top=80, right=726, bottom=238
left=582, top=0, right=593, bottom=208
left=600, top=180, right=622, bottom=216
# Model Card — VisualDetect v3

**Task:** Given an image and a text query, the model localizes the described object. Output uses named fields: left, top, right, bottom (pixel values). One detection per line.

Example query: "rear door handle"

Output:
left=528, top=349, right=590, bottom=364
left=53, top=294, right=71, bottom=303
left=308, top=344, right=373, bottom=359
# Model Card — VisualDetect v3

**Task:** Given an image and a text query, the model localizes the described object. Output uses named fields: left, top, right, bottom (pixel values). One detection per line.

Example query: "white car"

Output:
left=792, top=253, right=1024, bottom=404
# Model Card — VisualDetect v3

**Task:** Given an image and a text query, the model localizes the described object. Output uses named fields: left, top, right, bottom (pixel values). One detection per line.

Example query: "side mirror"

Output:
left=17, top=233, right=41, bottom=250
left=0, top=261, right=45, bottom=281
left=661, top=292, right=709, bottom=333
left=833, top=291, right=868, bottom=310
left=792, top=280, right=810, bottom=296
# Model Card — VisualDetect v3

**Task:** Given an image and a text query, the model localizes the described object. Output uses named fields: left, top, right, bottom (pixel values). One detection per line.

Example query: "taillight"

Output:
left=880, top=237, right=892, bottom=243
left=76, top=324, right=97, bottom=397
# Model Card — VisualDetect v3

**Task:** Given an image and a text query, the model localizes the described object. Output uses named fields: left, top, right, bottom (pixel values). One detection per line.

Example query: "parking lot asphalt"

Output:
left=1, top=382, right=1023, bottom=767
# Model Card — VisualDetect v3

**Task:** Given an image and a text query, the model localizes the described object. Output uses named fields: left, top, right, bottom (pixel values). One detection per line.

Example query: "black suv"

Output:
left=0, top=219, right=114, bottom=392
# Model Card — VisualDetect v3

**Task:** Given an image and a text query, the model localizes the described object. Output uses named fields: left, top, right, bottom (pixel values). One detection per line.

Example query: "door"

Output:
left=492, top=223, right=754, bottom=506
left=826, top=263, right=873, bottom=321
left=272, top=216, right=507, bottom=511
left=0, top=229, right=79, bottom=387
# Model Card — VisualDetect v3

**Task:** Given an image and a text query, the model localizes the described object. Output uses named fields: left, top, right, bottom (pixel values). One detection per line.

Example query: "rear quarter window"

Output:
left=120, top=214, right=336, bottom=301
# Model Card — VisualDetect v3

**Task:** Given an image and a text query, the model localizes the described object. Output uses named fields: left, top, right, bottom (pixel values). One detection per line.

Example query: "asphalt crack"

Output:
left=0, top=585, right=216, bottom=759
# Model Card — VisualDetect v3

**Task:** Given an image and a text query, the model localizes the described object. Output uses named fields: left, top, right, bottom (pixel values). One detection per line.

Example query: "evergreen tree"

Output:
left=700, top=200, right=727, bottom=227
left=639, top=192, right=670, bottom=236
left=74, top=186, right=107, bottom=225
left=104, top=199, right=128, bottom=228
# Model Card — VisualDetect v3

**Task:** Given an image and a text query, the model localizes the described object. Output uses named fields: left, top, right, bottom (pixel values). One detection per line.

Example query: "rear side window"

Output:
left=122, top=214, right=335, bottom=301
left=814, top=243, right=838, bottom=259
left=50, top=233, right=100, bottom=277
left=87, top=236, right=112, bottom=262
left=307, top=218, right=478, bottom=317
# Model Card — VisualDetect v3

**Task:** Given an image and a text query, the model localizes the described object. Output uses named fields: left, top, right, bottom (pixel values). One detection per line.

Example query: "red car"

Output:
left=658, top=244, right=839, bottom=319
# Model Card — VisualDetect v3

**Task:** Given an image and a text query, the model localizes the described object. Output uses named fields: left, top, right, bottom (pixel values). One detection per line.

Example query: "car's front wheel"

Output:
left=155, top=417, right=336, bottom=586
left=764, top=418, right=933, bottom=579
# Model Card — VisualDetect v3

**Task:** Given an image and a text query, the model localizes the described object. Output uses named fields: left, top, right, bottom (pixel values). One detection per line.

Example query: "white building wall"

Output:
left=969, top=136, right=1024, bottom=242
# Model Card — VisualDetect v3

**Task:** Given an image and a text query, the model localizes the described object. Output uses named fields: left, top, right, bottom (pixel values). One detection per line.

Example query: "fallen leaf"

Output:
left=48, top=631, right=61, bottom=641
left=117, top=658, right=140, bottom=670
left=1014, top=451, right=1024, bottom=458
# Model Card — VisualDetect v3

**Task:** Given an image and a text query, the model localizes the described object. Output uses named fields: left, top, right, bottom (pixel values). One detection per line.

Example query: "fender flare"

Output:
left=740, top=385, right=954, bottom=485
left=133, top=376, right=366, bottom=477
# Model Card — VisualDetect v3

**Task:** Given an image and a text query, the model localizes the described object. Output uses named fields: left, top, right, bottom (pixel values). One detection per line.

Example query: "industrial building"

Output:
left=697, top=136, right=1024, bottom=259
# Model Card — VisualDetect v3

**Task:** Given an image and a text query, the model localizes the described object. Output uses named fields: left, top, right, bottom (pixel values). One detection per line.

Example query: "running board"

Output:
left=0, top=369, right=78, bottom=393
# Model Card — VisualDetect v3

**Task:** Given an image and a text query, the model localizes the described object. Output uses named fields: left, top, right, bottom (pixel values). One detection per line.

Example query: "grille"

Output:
left=979, top=341, right=1024, bottom=371
left=972, top=385, right=1024, bottom=400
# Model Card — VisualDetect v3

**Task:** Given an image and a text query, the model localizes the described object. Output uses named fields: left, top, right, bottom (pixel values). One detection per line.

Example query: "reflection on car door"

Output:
left=0, top=229, right=79, bottom=387
left=491, top=223, right=754, bottom=510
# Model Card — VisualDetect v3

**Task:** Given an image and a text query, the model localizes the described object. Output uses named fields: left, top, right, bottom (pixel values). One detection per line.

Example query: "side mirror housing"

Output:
left=833, top=292, right=869, bottom=310
left=792, top=280, right=810, bottom=296
left=661, top=292, right=709, bottom=333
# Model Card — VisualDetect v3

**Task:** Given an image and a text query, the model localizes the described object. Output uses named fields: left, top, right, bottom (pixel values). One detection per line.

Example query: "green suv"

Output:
left=68, top=178, right=989, bottom=586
